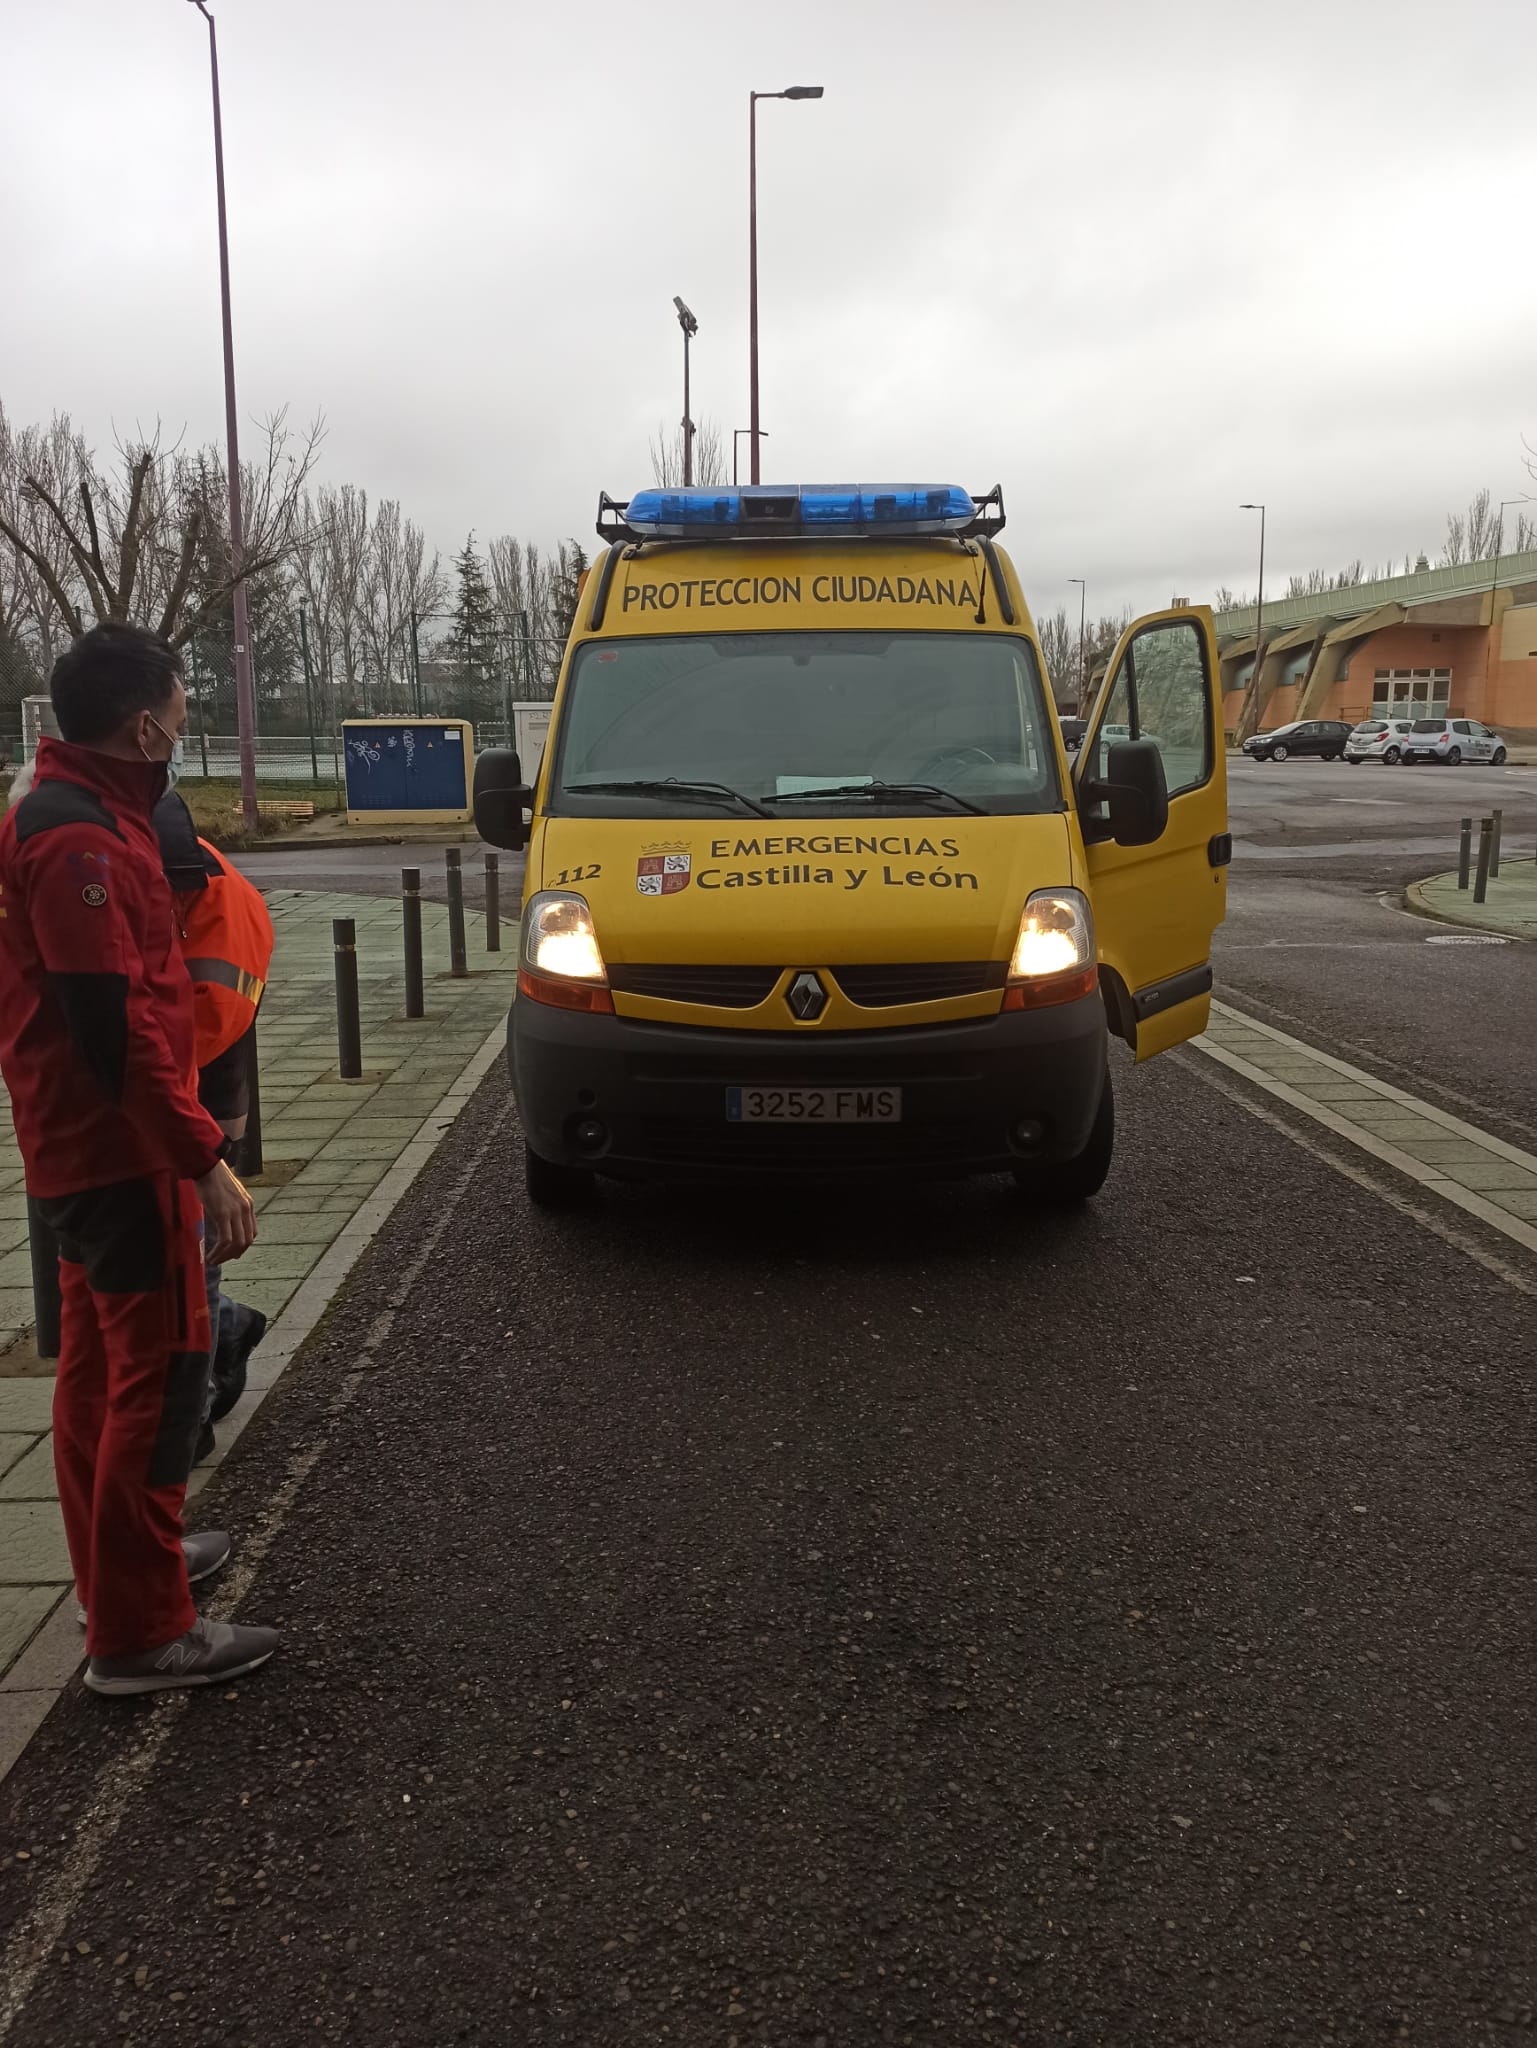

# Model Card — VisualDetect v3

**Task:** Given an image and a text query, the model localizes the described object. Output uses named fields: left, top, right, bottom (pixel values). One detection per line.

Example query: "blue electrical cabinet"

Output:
left=342, top=719, right=474, bottom=823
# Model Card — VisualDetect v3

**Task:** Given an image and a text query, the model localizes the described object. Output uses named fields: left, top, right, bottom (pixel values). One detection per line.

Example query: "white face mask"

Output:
left=143, top=715, right=185, bottom=787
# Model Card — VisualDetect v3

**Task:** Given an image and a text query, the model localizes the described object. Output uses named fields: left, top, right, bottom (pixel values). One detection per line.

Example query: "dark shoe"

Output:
left=195, top=1419, right=217, bottom=1464
left=77, top=1530, right=231, bottom=1626
left=183, top=1529, right=232, bottom=1583
left=209, top=1307, right=267, bottom=1423
left=84, top=1614, right=279, bottom=1696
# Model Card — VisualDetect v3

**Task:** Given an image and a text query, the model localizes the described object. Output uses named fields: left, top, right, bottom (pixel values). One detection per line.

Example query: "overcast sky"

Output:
left=4, top=0, right=1535, bottom=624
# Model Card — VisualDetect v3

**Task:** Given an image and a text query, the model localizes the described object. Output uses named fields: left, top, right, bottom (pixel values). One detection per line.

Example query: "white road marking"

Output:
left=1327, top=797, right=1406, bottom=806
left=1424, top=934, right=1509, bottom=946
left=0, top=1025, right=513, bottom=2040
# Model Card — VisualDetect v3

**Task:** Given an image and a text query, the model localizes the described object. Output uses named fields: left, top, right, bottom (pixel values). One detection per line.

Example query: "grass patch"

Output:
left=179, top=776, right=344, bottom=849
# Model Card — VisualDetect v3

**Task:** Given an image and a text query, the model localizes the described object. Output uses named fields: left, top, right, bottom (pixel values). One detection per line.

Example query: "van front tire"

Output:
left=1013, top=1071, right=1114, bottom=1204
left=525, top=1143, right=596, bottom=1210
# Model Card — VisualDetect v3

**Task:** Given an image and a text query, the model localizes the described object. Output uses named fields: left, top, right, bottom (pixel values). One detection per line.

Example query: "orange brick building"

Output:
left=1215, top=550, right=1537, bottom=740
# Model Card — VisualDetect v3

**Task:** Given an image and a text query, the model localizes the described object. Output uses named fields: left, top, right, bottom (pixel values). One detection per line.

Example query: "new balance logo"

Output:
left=155, top=1639, right=201, bottom=1675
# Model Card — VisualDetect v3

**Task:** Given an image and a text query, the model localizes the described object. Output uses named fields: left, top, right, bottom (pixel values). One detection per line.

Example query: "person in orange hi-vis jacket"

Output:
left=152, top=789, right=275, bottom=1461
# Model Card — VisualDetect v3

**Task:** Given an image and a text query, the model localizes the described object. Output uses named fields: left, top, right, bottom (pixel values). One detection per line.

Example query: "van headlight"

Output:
left=518, top=892, right=613, bottom=1013
left=1003, top=889, right=1098, bottom=1011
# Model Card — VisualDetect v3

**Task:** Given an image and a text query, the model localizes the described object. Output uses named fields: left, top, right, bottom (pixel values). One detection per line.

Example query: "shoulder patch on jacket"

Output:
left=13, top=779, right=125, bottom=846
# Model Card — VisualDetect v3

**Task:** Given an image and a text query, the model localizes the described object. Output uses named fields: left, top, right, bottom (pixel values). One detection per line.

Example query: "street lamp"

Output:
left=733, top=427, right=767, bottom=486
left=673, top=297, right=698, bottom=486
left=1067, top=578, right=1087, bottom=707
left=188, top=0, right=258, bottom=833
left=1240, top=503, right=1266, bottom=723
left=749, top=85, right=823, bottom=485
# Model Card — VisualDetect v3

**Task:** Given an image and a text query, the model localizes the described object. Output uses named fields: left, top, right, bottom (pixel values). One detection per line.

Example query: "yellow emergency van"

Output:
left=473, top=485, right=1229, bottom=1207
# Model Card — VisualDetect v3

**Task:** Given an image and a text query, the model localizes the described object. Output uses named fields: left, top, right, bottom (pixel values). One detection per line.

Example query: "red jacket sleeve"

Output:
left=21, top=825, right=226, bottom=1181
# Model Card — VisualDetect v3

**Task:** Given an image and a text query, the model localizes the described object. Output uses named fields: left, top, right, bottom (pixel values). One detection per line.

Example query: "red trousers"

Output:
left=34, top=1174, right=210, bottom=1658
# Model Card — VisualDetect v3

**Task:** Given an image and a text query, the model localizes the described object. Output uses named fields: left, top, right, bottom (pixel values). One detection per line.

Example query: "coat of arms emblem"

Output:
left=636, top=845, right=691, bottom=896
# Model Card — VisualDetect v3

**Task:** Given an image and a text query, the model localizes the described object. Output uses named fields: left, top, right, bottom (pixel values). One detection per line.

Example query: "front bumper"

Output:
left=509, top=993, right=1107, bottom=1183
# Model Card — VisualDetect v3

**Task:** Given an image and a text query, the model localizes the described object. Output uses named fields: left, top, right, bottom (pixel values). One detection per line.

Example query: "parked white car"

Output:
left=1399, top=718, right=1508, bottom=766
left=1344, top=719, right=1417, bottom=765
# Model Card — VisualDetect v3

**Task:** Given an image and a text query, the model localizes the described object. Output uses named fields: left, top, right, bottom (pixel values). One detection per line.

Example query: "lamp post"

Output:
left=188, top=0, right=258, bottom=834
left=1067, top=578, right=1087, bottom=708
left=409, top=607, right=424, bottom=715
left=673, top=297, right=698, bottom=486
left=733, top=427, right=768, bottom=486
left=297, top=601, right=319, bottom=782
left=749, top=85, right=823, bottom=485
left=1240, top=502, right=1266, bottom=722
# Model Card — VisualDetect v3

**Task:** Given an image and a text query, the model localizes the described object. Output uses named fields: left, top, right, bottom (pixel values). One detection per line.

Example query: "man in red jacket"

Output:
left=0, top=623, right=278, bottom=1694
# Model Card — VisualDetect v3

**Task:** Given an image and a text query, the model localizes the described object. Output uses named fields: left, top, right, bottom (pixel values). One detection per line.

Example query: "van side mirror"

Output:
left=1087, top=738, right=1169, bottom=847
left=473, top=747, right=531, bottom=852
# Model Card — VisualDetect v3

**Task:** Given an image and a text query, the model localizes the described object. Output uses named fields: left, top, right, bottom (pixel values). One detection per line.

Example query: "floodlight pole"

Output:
left=674, top=297, right=698, bottom=486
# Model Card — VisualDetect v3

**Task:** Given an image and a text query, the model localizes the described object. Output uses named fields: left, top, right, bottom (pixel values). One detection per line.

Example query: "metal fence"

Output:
left=179, top=732, right=344, bottom=786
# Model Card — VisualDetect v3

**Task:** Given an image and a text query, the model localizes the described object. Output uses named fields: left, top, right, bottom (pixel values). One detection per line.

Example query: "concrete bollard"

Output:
left=445, top=849, right=468, bottom=980
left=402, top=868, right=425, bottom=1019
left=1457, top=817, right=1472, bottom=890
left=485, top=854, right=501, bottom=953
left=333, top=917, right=363, bottom=1078
left=1473, top=818, right=1493, bottom=905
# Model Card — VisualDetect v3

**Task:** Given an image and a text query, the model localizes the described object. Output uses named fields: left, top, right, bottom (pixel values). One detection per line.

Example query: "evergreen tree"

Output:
left=447, top=534, right=499, bottom=724
left=549, top=541, right=589, bottom=659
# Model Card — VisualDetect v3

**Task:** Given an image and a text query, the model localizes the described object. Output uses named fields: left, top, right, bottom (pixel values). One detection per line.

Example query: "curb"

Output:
left=1403, top=871, right=1534, bottom=941
left=242, top=830, right=485, bottom=854
left=0, top=1012, right=509, bottom=1787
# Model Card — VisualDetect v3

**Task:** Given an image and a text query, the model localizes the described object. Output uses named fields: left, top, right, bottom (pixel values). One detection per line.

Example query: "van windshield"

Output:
left=548, top=631, right=1061, bottom=818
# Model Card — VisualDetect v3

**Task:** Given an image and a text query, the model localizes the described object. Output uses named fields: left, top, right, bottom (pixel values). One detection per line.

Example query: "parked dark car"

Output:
left=1059, top=717, right=1088, bottom=755
left=1242, top=719, right=1353, bottom=763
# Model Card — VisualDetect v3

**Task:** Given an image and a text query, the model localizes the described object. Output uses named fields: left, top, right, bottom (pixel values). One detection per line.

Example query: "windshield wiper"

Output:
left=569, top=777, right=772, bottom=818
left=773, top=780, right=987, bottom=816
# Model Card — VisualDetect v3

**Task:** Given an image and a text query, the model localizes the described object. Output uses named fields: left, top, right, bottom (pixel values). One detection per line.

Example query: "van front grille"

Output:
left=832, top=962, right=1006, bottom=1006
left=609, top=964, right=782, bottom=1009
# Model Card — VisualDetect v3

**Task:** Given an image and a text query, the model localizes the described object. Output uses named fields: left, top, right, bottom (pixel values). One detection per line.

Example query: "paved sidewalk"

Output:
left=1198, top=997, right=1537, bottom=1253
left=1408, top=853, right=1537, bottom=938
left=0, top=886, right=516, bottom=1722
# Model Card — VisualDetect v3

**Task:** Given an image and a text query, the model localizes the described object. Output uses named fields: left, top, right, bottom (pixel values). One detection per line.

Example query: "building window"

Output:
left=1371, top=667, right=1451, bottom=716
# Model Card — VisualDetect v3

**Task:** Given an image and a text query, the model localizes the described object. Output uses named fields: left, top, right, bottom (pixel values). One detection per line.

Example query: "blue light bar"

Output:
left=620, top=483, right=980, bottom=540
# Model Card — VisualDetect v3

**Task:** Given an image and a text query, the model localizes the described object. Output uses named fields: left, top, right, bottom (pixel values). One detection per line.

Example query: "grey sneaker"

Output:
left=77, top=1530, right=233, bottom=1626
left=84, top=1614, right=280, bottom=1696
left=183, top=1530, right=232, bottom=1583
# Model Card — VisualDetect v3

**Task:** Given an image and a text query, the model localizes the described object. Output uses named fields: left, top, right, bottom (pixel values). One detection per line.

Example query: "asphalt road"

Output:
left=2, top=771, right=1534, bottom=2046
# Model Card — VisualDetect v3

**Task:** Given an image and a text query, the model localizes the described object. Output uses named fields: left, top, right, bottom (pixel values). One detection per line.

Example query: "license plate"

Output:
left=726, top=1086, right=901, bottom=1123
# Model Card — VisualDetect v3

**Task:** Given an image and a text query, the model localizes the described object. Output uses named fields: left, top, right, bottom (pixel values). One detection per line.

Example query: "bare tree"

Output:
left=0, top=410, right=323, bottom=651
left=1441, top=488, right=1508, bottom=567
left=399, top=517, right=446, bottom=704
left=648, top=418, right=727, bottom=488
left=360, top=499, right=408, bottom=712
left=1035, top=604, right=1077, bottom=706
left=0, top=406, right=87, bottom=677
left=318, top=483, right=370, bottom=713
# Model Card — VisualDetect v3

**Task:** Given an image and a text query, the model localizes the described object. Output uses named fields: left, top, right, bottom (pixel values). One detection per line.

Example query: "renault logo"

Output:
left=785, top=971, right=827, bottom=1022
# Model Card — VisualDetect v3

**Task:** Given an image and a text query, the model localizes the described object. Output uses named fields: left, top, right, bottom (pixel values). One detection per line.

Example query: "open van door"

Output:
left=1072, top=605, right=1229, bottom=1060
